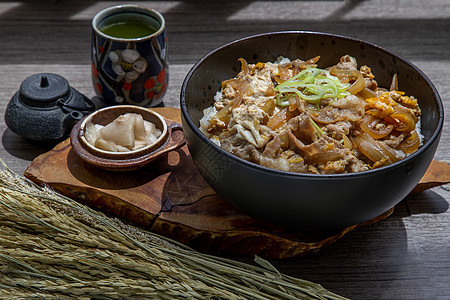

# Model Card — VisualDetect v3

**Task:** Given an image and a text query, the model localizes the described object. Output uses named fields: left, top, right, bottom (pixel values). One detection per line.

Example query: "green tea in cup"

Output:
left=100, top=19, right=158, bottom=39
left=99, top=13, right=161, bottom=39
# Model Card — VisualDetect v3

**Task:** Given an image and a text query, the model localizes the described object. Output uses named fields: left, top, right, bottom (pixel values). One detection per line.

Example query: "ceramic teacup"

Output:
left=91, top=4, right=168, bottom=107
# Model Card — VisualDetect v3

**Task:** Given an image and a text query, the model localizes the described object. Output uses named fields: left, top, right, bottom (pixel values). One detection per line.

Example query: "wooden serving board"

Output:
left=24, top=107, right=450, bottom=259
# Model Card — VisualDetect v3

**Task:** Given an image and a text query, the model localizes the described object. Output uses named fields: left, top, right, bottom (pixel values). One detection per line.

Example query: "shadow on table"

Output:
left=405, top=189, right=449, bottom=215
left=1, top=128, right=54, bottom=161
left=268, top=189, right=448, bottom=299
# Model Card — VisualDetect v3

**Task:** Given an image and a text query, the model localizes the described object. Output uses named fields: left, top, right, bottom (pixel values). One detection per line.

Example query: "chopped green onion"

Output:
left=276, top=93, right=290, bottom=107
left=274, top=67, right=350, bottom=107
left=310, top=117, right=325, bottom=137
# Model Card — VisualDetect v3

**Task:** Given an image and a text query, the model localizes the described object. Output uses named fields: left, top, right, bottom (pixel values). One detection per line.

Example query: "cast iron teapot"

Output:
left=5, top=73, right=95, bottom=144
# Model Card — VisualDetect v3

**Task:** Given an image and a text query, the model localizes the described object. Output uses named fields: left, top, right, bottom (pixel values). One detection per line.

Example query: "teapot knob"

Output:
left=40, top=75, right=49, bottom=88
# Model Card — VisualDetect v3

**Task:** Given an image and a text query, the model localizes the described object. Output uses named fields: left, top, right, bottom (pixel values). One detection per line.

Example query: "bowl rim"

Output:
left=180, top=30, right=444, bottom=179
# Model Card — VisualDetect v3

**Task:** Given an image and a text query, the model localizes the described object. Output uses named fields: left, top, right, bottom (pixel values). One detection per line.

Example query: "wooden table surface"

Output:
left=0, top=1, right=449, bottom=299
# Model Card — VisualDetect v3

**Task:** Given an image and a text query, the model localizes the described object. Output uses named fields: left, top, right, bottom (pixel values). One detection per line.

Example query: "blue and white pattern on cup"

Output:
left=91, top=22, right=168, bottom=107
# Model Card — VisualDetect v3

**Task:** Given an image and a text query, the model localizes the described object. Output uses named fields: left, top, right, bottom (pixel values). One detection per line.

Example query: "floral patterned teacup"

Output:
left=91, top=5, right=168, bottom=107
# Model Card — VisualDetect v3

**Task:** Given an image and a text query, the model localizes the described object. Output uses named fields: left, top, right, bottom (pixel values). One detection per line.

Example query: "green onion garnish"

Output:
left=274, top=67, right=350, bottom=106
left=310, top=117, right=325, bottom=137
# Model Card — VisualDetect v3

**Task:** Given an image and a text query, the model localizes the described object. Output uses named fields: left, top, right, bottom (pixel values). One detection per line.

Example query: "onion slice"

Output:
left=267, top=108, right=288, bottom=130
left=238, top=58, right=249, bottom=74
left=353, top=132, right=403, bottom=166
left=389, top=74, right=398, bottom=91
left=359, top=114, right=394, bottom=139
left=390, top=112, right=416, bottom=132
left=329, top=67, right=365, bottom=95
left=357, top=87, right=377, bottom=99
left=397, top=130, right=420, bottom=154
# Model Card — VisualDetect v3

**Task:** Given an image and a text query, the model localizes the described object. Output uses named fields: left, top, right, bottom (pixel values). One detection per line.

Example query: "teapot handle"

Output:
left=57, top=94, right=96, bottom=114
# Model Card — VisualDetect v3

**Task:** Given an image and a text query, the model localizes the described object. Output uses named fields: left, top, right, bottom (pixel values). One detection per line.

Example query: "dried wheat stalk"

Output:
left=0, top=161, right=347, bottom=299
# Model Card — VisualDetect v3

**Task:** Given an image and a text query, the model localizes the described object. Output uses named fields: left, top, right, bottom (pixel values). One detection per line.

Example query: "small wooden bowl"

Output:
left=70, top=105, right=185, bottom=171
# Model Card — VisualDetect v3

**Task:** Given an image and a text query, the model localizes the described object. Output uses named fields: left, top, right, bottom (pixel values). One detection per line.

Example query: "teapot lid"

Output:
left=20, top=73, right=69, bottom=107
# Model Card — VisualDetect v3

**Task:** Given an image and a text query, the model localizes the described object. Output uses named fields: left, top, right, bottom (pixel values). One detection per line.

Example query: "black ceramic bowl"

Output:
left=180, top=31, right=444, bottom=230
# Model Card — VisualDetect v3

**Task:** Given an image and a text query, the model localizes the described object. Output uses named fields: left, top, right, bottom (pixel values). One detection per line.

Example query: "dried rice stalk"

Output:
left=0, top=160, right=348, bottom=299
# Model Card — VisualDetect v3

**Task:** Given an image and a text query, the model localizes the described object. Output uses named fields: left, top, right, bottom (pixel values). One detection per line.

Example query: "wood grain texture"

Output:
left=0, top=1, right=449, bottom=298
left=23, top=107, right=450, bottom=260
left=29, top=107, right=435, bottom=259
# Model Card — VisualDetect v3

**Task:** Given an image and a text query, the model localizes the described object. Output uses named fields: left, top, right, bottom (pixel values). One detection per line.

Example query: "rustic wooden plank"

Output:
left=25, top=107, right=449, bottom=261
